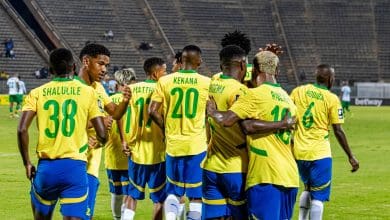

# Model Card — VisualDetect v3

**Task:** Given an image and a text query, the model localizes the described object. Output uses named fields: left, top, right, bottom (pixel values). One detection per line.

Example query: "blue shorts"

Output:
left=296, top=157, right=332, bottom=201
left=128, top=160, right=166, bottom=203
left=86, top=174, right=100, bottom=219
left=202, top=170, right=247, bottom=220
left=106, top=169, right=129, bottom=195
left=166, top=151, right=206, bottom=198
left=30, top=159, right=88, bottom=219
left=247, top=184, right=298, bottom=220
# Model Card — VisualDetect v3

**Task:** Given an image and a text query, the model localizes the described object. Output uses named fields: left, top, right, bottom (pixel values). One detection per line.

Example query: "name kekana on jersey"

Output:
left=173, top=76, right=198, bottom=85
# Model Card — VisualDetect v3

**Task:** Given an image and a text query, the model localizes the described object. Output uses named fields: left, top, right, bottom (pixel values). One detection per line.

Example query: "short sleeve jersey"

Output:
left=128, top=80, right=165, bottom=164
left=204, top=75, right=249, bottom=173
left=290, top=84, right=344, bottom=161
left=7, top=77, right=19, bottom=95
left=151, top=70, right=211, bottom=156
left=230, top=82, right=299, bottom=189
left=341, top=85, right=351, bottom=102
left=104, top=93, right=128, bottom=170
left=22, top=78, right=103, bottom=161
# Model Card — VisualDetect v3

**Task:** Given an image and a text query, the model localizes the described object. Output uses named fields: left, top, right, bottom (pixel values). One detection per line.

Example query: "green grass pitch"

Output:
left=0, top=105, right=389, bottom=219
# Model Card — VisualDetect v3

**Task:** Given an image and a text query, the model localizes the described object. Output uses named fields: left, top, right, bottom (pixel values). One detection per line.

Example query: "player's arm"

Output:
left=240, top=112, right=296, bottom=135
left=332, top=124, right=359, bottom=172
left=117, top=118, right=130, bottom=156
left=148, top=101, right=165, bottom=132
left=207, top=96, right=241, bottom=127
left=17, top=110, right=36, bottom=180
left=105, top=86, right=131, bottom=120
left=90, top=116, right=108, bottom=145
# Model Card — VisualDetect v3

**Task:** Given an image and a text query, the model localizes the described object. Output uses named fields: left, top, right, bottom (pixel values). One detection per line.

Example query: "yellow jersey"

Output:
left=290, top=84, right=344, bottom=161
left=230, top=82, right=299, bottom=189
left=22, top=77, right=103, bottom=161
left=73, top=77, right=112, bottom=178
left=127, top=80, right=165, bottom=164
left=104, top=93, right=128, bottom=170
left=151, top=70, right=211, bottom=156
left=204, top=74, right=249, bottom=173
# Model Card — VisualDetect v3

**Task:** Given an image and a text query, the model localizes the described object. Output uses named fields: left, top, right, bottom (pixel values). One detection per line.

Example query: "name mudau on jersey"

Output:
left=173, top=76, right=198, bottom=85
left=42, top=86, right=81, bottom=96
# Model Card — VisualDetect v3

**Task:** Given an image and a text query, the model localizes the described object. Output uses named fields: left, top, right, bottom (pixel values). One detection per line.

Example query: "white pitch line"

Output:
left=0, top=153, right=19, bottom=157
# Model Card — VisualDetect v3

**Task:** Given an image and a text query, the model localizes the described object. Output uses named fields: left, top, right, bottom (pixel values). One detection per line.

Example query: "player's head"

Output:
left=315, top=64, right=335, bottom=89
left=79, top=43, right=110, bottom=82
left=114, top=68, right=137, bottom=86
left=219, top=45, right=247, bottom=82
left=221, top=30, right=251, bottom=56
left=172, top=50, right=182, bottom=72
left=49, top=48, right=75, bottom=76
left=144, top=57, right=167, bottom=80
left=252, top=51, right=279, bottom=87
left=181, top=45, right=202, bottom=70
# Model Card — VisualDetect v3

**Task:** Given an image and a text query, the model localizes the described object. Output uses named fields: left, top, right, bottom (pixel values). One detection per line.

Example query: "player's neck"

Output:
left=181, top=63, right=198, bottom=72
left=261, top=74, right=277, bottom=85
left=78, top=68, right=92, bottom=85
left=222, top=71, right=240, bottom=82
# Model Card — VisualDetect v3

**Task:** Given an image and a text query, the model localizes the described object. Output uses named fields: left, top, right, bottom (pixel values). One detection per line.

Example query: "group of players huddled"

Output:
left=17, top=31, right=359, bottom=220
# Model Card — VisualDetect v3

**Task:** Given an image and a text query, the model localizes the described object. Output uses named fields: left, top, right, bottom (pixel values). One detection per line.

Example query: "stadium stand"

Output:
left=1, top=0, right=390, bottom=93
left=0, top=4, right=48, bottom=93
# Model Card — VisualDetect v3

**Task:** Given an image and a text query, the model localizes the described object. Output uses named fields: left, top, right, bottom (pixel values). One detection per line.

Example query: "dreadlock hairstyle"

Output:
left=221, top=30, right=251, bottom=55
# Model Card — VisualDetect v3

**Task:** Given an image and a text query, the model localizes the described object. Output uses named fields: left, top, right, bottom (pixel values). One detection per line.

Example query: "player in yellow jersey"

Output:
left=149, top=45, right=210, bottom=220
left=77, top=43, right=131, bottom=219
left=120, top=57, right=167, bottom=220
left=291, top=64, right=359, bottom=220
left=104, top=68, right=137, bottom=220
left=17, top=48, right=107, bottom=220
left=203, top=45, right=249, bottom=219
left=212, top=31, right=253, bottom=86
left=207, top=51, right=298, bottom=220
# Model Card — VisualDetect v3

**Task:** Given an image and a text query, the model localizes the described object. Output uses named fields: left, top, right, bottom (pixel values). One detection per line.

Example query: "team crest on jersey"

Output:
left=338, top=108, right=344, bottom=119
left=98, top=99, right=104, bottom=113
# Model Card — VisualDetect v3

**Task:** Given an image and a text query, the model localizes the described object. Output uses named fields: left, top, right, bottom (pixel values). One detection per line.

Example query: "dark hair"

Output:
left=174, top=50, right=182, bottom=63
left=219, top=45, right=246, bottom=65
left=143, top=57, right=165, bottom=75
left=221, top=30, right=251, bottom=55
left=182, top=45, right=202, bottom=54
left=316, top=64, right=334, bottom=84
left=79, top=43, right=110, bottom=60
left=49, top=48, right=74, bottom=75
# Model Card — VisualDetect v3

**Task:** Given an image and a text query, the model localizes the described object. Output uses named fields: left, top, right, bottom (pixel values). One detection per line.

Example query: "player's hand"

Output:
left=88, top=136, right=99, bottom=148
left=349, top=155, right=359, bottom=172
left=122, top=141, right=131, bottom=156
left=122, top=85, right=131, bottom=102
left=25, top=162, right=36, bottom=180
left=206, top=96, right=217, bottom=116
left=282, top=109, right=296, bottom=130
left=259, top=43, right=284, bottom=56
left=104, top=116, right=113, bottom=131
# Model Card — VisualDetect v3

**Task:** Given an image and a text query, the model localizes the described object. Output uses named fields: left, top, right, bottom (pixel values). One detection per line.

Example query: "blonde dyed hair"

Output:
left=114, top=68, right=136, bottom=85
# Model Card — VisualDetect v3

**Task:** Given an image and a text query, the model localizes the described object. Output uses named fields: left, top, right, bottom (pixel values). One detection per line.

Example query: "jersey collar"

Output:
left=145, top=79, right=157, bottom=83
left=313, top=83, right=329, bottom=90
left=220, top=74, right=233, bottom=79
left=52, top=77, right=72, bottom=82
left=263, top=81, right=281, bottom=87
left=179, top=70, right=197, bottom=74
